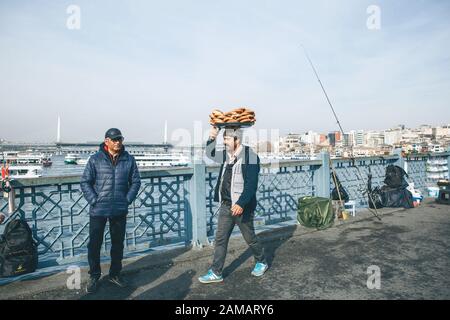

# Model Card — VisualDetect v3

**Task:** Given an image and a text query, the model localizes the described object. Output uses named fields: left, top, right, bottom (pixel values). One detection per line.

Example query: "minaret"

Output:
left=57, top=116, right=61, bottom=143
left=164, top=120, right=168, bottom=145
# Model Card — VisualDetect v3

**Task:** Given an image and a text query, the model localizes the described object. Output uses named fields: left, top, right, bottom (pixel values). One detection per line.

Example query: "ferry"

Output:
left=2, top=151, right=52, bottom=166
left=7, top=165, right=43, bottom=179
left=289, top=153, right=317, bottom=160
left=77, top=156, right=90, bottom=166
left=17, top=152, right=45, bottom=165
left=134, top=153, right=190, bottom=169
left=42, top=157, right=53, bottom=167
left=260, top=153, right=317, bottom=162
left=64, top=154, right=81, bottom=165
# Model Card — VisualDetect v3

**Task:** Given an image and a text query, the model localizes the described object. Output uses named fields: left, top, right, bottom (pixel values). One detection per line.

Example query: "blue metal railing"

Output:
left=0, top=168, right=192, bottom=265
left=404, top=152, right=450, bottom=195
left=330, top=155, right=399, bottom=206
left=1, top=151, right=449, bottom=267
left=205, top=160, right=321, bottom=236
left=404, top=155, right=428, bottom=194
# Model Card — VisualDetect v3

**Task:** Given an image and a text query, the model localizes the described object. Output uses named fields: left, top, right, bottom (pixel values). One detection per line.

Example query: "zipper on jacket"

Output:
left=106, top=154, right=117, bottom=214
left=112, top=164, right=116, bottom=214
left=218, top=166, right=224, bottom=203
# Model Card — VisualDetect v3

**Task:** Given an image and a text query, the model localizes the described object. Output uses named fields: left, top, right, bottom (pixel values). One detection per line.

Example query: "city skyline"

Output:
left=1, top=1, right=450, bottom=142
left=1, top=119, right=449, bottom=144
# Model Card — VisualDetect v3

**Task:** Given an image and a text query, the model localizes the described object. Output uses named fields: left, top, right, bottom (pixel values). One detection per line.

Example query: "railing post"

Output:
left=447, top=147, right=450, bottom=180
left=188, top=145, right=209, bottom=249
left=314, top=151, right=331, bottom=198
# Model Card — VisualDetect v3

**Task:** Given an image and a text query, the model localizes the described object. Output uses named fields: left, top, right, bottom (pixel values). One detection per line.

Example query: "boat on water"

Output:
left=288, top=153, right=317, bottom=160
left=42, top=157, right=53, bottom=167
left=64, top=154, right=81, bottom=164
left=7, top=165, right=43, bottom=179
left=260, top=153, right=317, bottom=162
left=77, top=156, right=90, bottom=166
left=2, top=151, right=52, bottom=166
left=70, top=152, right=189, bottom=168
left=17, top=152, right=45, bottom=165
left=134, top=153, right=190, bottom=169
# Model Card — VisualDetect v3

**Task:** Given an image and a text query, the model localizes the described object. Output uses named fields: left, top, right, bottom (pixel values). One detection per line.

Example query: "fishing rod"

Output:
left=301, top=45, right=346, bottom=136
left=301, top=44, right=381, bottom=220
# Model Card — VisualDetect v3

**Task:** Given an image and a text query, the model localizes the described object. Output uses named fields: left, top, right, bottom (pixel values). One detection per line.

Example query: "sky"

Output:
left=0, top=0, right=449, bottom=143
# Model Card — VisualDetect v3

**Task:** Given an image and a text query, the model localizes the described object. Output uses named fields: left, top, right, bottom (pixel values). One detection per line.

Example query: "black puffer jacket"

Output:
left=81, top=143, right=141, bottom=217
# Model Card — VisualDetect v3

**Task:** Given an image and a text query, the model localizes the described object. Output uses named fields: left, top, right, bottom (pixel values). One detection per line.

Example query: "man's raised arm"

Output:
left=205, top=126, right=225, bottom=164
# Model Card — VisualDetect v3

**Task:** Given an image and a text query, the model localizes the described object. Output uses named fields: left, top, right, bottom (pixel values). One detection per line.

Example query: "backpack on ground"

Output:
left=0, top=219, right=38, bottom=277
left=379, top=185, right=414, bottom=209
left=331, top=173, right=350, bottom=203
left=368, top=166, right=414, bottom=209
left=384, top=165, right=409, bottom=188
left=297, top=196, right=335, bottom=230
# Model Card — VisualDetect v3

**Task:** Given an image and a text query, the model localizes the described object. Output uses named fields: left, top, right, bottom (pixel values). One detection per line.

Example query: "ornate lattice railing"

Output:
left=405, top=152, right=450, bottom=194
left=330, top=156, right=399, bottom=207
left=1, top=151, right=447, bottom=267
left=206, top=160, right=321, bottom=236
left=0, top=168, right=193, bottom=265
left=404, top=155, right=428, bottom=194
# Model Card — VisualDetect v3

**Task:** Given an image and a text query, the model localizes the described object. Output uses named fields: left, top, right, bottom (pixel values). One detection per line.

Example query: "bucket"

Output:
left=342, top=210, right=349, bottom=220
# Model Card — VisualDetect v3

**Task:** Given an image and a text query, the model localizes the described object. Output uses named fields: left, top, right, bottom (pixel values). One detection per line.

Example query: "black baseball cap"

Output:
left=105, top=128, right=123, bottom=140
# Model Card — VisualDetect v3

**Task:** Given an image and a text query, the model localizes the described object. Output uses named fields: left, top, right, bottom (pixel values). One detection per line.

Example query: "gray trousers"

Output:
left=211, top=203, right=266, bottom=275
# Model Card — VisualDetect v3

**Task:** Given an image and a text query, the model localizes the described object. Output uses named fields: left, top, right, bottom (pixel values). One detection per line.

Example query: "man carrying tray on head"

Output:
left=198, top=125, right=268, bottom=284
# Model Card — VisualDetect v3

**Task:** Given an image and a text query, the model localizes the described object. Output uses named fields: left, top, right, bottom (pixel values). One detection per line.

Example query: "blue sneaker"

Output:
left=251, top=262, right=268, bottom=277
left=198, top=269, right=223, bottom=284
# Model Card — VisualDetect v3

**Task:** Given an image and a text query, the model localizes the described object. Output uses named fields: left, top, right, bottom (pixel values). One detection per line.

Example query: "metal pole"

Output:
left=8, top=186, right=15, bottom=214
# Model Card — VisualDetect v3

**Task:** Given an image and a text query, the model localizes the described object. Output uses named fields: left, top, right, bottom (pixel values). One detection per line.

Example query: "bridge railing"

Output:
left=205, top=158, right=322, bottom=238
left=330, top=155, right=400, bottom=207
left=0, top=168, right=193, bottom=265
left=403, top=152, right=450, bottom=195
left=1, top=151, right=448, bottom=267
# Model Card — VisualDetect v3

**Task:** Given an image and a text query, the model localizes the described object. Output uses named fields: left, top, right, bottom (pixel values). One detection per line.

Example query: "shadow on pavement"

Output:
left=222, top=224, right=298, bottom=278
left=133, top=269, right=195, bottom=299
left=79, top=247, right=194, bottom=300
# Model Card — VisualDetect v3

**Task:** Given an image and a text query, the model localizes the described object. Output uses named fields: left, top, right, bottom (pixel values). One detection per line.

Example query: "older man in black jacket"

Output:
left=198, top=127, right=267, bottom=284
left=81, top=128, right=141, bottom=293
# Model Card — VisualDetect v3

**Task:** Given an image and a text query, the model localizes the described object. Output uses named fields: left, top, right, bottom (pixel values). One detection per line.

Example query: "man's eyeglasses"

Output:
left=109, top=137, right=124, bottom=143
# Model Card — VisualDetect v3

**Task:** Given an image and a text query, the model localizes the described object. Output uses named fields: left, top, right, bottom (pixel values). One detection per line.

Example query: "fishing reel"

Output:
left=1, top=178, right=11, bottom=193
left=1, top=177, right=16, bottom=213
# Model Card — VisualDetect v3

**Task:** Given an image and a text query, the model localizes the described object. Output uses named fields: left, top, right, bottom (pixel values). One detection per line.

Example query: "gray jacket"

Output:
left=205, top=138, right=260, bottom=214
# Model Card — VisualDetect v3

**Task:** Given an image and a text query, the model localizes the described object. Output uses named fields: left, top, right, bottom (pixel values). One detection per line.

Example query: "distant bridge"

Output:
left=0, top=142, right=174, bottom=154
left=56, top=142, right=172, bottom=148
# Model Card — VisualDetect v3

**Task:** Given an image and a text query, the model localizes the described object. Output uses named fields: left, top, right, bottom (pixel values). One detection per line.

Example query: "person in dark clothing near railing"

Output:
left=198, top=126, right=268, bottom=284
left=81, top=128, right=141, bottom=294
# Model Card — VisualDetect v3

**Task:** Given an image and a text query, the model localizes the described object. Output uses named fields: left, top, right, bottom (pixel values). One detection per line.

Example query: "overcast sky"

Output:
left=1, top=0, right=449, bottom=143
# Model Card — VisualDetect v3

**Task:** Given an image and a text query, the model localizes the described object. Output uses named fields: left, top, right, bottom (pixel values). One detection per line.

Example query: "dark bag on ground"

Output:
left=0, top=219, right=38, bottom=277
left=379, top=186, right=414, bottom=209
left=297, top=196, right=335, bottom=230
left=384, top=165, right=409, bottom=188
left=367, top=168, right=414, bottom=209
left=331, top=173, right=350, bottom=203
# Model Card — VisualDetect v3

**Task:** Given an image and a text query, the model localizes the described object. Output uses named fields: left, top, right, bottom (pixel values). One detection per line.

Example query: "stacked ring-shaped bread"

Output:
left=209, top=108, right=256, bottom=125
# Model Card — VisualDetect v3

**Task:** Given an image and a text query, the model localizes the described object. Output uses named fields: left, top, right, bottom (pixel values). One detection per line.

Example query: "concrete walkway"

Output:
left=1, top=199, right=449, bottom=300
